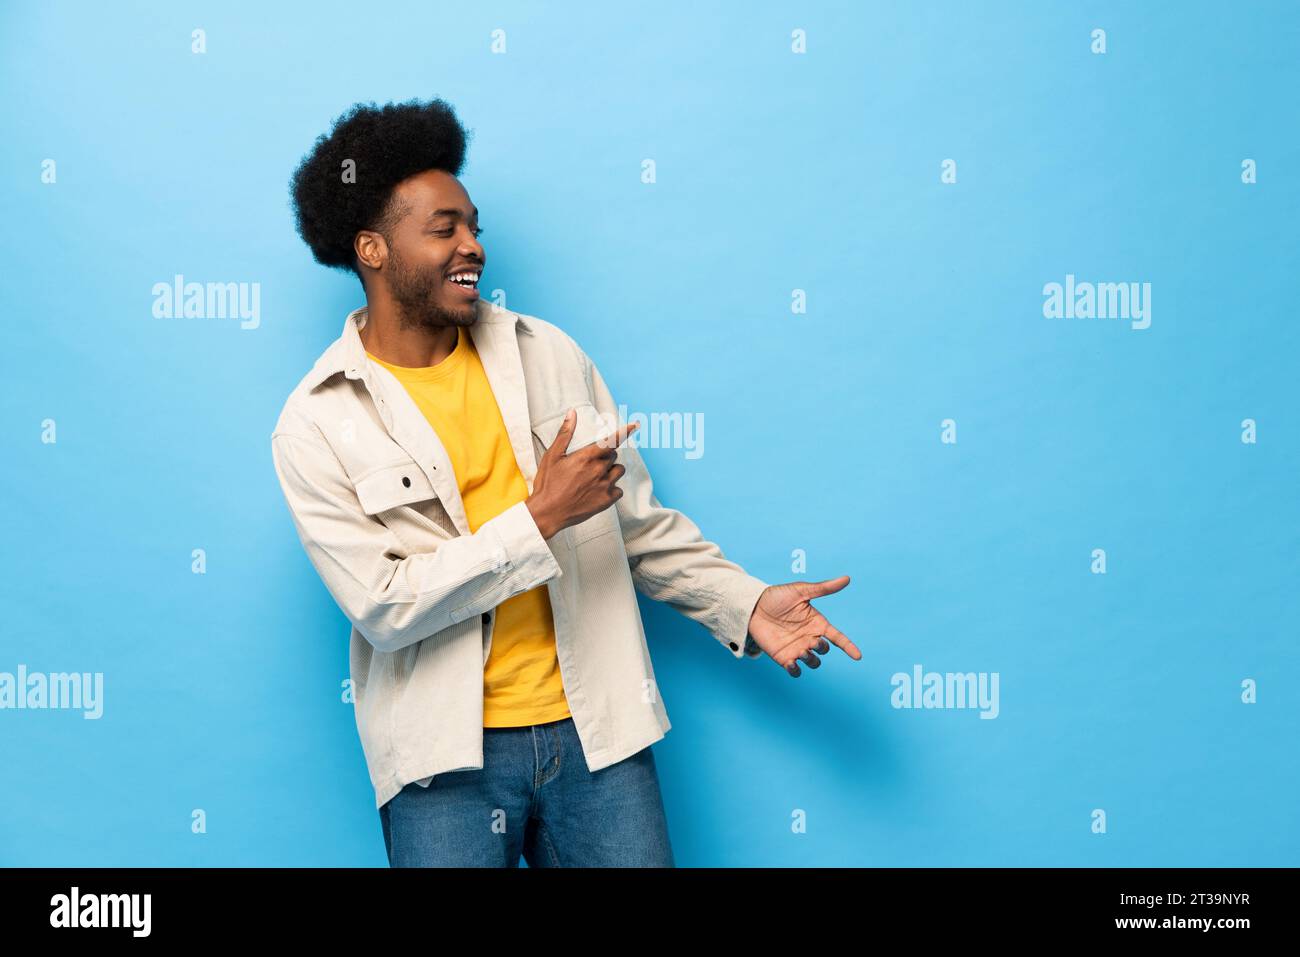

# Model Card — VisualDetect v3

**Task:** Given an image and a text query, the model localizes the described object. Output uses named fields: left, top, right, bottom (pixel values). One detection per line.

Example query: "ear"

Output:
left=354, top=230, right=388, bottom=271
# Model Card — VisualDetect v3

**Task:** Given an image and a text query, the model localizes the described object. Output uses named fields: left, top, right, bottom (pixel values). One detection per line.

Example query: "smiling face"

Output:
left=357, top=168, right=485, bottom=330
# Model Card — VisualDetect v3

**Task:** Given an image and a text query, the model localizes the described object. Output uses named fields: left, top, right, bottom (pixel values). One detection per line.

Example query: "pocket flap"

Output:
left=354, top=461, right=439, bottom=515
left=530, top=401, right=612, bottom=455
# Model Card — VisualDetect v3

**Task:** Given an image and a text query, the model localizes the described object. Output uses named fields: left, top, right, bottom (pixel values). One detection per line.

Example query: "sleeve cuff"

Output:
left=489, top=499, right=564, bottom=590
left=715, top=573, right=769, bottom=660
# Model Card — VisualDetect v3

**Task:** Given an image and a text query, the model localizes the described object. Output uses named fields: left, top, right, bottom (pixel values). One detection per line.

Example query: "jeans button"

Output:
left=482, top=612, right=491, bottom=626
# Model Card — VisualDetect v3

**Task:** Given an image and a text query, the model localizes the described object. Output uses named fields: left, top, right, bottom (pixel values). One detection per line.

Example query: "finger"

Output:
left=798, top=646, right=823, bottom=669
left=545, top=408, right=578, bottom=457
left=597, top=420, right=639, bottom=449
left=799, top=634, right=828, bottom=667
left=781, top=635, right=827, bottom=675
left=799, top=575, right=850, bottom=599
left=822, top=622, right=862, bottom=660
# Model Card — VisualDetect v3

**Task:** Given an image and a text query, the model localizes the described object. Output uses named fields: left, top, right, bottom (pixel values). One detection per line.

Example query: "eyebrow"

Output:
left=426, top=206, right=479, bottom=223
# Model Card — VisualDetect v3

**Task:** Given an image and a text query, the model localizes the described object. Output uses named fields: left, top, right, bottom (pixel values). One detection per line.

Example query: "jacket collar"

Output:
left=304, top=299, right=533, bottom=393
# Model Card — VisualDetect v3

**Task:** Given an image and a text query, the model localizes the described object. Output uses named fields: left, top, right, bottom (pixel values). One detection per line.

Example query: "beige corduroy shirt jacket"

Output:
left=270, top=299, right=769, bottom=810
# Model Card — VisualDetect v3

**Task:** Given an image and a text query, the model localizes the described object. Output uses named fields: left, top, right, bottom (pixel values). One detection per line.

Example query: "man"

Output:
left=272, top=97, right=860, bottom=867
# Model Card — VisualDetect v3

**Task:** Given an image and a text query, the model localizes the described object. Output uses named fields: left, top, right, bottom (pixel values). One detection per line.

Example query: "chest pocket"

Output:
left=354, top=460, right=456, bottom=537
left=530, top=401, right=623, bottom=547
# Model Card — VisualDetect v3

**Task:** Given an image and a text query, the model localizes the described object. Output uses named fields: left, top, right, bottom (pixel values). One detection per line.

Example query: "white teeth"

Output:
left=448, top=272, right=479, bottom=284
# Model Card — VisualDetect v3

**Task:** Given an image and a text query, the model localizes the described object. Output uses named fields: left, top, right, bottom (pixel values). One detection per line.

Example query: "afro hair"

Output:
left=289, top=97, right=472, bottom=281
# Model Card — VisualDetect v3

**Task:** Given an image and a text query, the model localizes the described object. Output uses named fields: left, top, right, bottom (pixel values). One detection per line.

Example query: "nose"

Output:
left=460, top=230, right=484, bottom=261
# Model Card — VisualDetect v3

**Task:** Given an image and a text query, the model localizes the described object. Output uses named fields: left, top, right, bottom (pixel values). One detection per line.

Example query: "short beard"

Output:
left=386, top=244, right=476, bottom=333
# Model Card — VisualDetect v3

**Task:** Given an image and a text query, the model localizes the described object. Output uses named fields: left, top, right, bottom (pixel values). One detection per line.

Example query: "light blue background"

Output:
left=2, top=1, right=1296, bottom=866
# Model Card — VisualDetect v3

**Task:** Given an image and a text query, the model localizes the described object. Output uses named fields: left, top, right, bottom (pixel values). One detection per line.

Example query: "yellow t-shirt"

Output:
left=366, top=326, right=571, bottom=728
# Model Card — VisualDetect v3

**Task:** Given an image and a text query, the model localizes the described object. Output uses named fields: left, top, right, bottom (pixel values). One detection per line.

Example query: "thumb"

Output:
left=798, top=575, right=851, bottom=600
left=544, top=408, right=578, bottom=457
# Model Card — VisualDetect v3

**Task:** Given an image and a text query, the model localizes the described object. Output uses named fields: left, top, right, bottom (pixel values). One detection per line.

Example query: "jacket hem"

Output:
left=371, top=722, right=672, bottom=811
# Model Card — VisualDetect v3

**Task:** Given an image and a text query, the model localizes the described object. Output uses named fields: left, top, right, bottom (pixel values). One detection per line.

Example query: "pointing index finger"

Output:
left=823, top=622, right=862, bottom=660
left=596, top=419, right=639, bottom=449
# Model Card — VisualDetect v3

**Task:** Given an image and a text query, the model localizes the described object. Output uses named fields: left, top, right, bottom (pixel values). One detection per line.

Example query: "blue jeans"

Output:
left=378, top=716, right=675, bottom=867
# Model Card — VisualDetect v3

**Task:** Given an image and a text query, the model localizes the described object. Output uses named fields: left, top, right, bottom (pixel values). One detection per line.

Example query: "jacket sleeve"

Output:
left=271, top=428, right=564, bottom=655
left=583, top=351, right=769, bottom=660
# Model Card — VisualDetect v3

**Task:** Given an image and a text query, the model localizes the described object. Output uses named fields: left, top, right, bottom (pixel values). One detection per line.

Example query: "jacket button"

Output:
left=728, top=641, right=739, bottom=651
left=402, top=476, right=411, bottom=487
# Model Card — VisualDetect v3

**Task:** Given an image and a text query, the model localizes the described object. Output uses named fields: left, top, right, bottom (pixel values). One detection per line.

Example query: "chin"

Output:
left=429, top=297, right=478, bottom=325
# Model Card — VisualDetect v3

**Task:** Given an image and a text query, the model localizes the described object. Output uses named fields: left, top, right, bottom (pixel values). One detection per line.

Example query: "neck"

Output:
left=360, top=290, right=462, bottom=367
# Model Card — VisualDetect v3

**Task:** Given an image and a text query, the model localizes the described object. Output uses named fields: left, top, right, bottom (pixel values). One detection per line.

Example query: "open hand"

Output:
left=746, top=575, right=860, bottom=676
